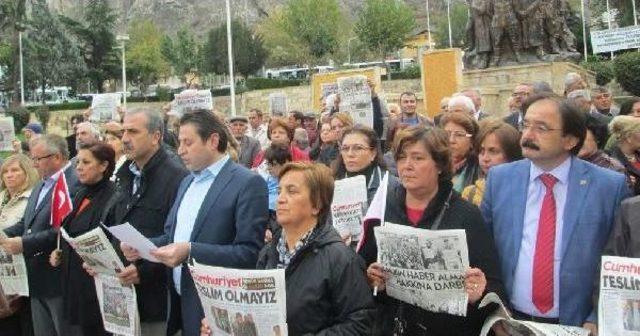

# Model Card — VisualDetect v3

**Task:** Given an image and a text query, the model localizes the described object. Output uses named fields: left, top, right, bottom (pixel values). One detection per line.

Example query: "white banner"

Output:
left=90, top=93, right=121, bottom=122
left=189, top=260, right=288, bottom=336
left=591, top=26, right=640, bottom=54
left=331, top=175, right=367, bottom=243
left=599, top=255, right=640, bottom=336
left=0, top=117, right=15, bottom=152
left=171, top=89, right=213, bottom=116
left=338, top=75, right=373, bottom=128
left=0, top=231, right=28, bottom=296
left=375, top=223, right=469, bottom=316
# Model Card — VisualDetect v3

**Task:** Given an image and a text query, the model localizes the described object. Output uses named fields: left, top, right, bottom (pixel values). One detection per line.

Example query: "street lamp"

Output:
left=226, top=0, right=237, bottom=117
left=19, top=30, right=24, bottom=106
left=116, top=34, right=130, bottom=108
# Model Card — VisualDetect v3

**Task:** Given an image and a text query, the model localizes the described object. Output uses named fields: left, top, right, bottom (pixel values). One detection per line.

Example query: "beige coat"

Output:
left=0, top=188, right=32, bottom=230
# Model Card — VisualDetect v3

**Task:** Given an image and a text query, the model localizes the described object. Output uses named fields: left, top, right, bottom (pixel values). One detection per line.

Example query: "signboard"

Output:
left=591, top=26, right=640, bottom=54
left=421, top=48, right=462, bottom=117
left=0, top=117, right=15, bottom=151
left=311, top=67, right=382, bottom=111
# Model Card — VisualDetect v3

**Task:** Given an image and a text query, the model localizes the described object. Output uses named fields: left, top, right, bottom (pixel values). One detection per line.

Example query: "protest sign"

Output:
left=311, top=67, right=381, bottom=111
left=480, top=292, right=589, bottom=336
left=61, top=227, right=140, bottom=336
left=106, top=223, right=159, bottom=263
left=375, top=223, right=469, bottom=316
left=171, top=89, right=213, bottom=117
left=337, top=75, right=374, bottom=128
left=0, top=231, right=28, bottom=296
left=90, top=93, right=121, bottom=122
left=190, top=260, right=288, bottom=336
left=331, top=175, right=367, bottom=243
left=0, top=117, right=15, bottom=151
left=591, top=26, right=640, bottom=54
left=599, top=255, right=640, bottom=336
left=269, top=92, right=288, bottom=116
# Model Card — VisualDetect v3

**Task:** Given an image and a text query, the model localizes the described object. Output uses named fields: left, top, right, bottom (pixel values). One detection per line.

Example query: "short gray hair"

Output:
left=567, top=89, right=591, bottom=101
left=31, top=134, right=69, bottom=160
left=564, top=72, right=584, bottom=88
left=76, top=122, right=101, bottom=140
left=126, top=108, right=164, bottom=136
left=448, top=95, right=476, bottom=113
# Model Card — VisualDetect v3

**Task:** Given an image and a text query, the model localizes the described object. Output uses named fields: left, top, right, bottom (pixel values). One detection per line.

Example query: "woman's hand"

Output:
left=200, top=318, right=211, bottom=336
left=82, top=262, right=97, bottom=277
left=465, top=267, right=487, bottom=304
left=366, top=262, right=388, bottom=292
left=49, top=249, right=61, bottom=267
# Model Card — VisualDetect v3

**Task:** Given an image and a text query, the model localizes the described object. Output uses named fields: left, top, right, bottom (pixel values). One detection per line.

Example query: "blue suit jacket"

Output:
left=481, top=157, right=628, bottom=326
left=152, top=160, right=268, bottom=336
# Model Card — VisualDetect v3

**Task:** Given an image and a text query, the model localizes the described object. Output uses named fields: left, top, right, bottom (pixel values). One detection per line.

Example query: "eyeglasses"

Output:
left=31, top=154, right=54, bottom=163
left=340, top=145, right=372, bottom=154
left=446, top=130, right=472, bottom=140
left=522, top=122, right=562, bottom=134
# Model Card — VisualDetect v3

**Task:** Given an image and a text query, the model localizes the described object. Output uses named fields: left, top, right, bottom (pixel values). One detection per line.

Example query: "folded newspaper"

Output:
left=374, top=222, right=469, bottom=316
left=61, top=227, right=140, bottom=336
left=337, top=75, right=373, bottom=128
left=479, top=292, right=589, bottom=336
left=599, top=255, right=640, bottom=336
left=189, top=260, right=288, bottom=336
left=0, top=231, right=28, bottom=296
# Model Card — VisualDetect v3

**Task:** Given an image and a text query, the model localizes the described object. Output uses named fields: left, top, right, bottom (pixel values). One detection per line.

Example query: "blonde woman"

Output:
left=0, top=154, right=39, bottom=229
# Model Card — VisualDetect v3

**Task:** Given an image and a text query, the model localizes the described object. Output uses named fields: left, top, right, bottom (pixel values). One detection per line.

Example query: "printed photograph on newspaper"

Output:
left=337, top=75, right=373, bottom=128
left=599, top=255, right=640, bottom=336
left=95, top=274, right=140, bottom=336
left=331, top=175, right=367, bottom=244
left=60, top=227, right=124, bottom=276
left=0, top=231, right=28, bottom=296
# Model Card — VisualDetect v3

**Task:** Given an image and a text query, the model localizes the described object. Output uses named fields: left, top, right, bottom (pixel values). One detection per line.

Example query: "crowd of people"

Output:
left=0, top=71, right=639, bottom=336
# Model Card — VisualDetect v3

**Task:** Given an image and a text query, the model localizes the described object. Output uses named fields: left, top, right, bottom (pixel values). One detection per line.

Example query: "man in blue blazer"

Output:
left=2, top=135, right=80, bottom=336
left=122, top=109, right=268, bottom=336
left=481, top=93, right=628, bottom=334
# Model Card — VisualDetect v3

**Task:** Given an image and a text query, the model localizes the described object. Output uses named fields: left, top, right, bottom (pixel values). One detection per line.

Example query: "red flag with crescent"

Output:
left=51, top=173, right=73, bottom=229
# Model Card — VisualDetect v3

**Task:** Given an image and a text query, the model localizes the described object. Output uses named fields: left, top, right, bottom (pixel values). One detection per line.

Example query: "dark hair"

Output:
left=522, top=93, right=586, bottom=155
left=399, top=92, right=417, bottom=101
left=249, top=108, right=263, bottom=117
left=584, top=114, right=609, bottom=149
left=619, top=97, right=640, bottom=116
left=179, top=109, right=228, bottom=153
left=289, top=111, right=304, bottom=123
left=394, top=127, right=453, bottom=182
left=332, top=125, right=386, bottom=177
left=476, top=119, right=522, bottom=162
left=264, top=143, right=292, bottom=165
left=70, top=114, right=84, bottom=124
left=268, top=117, right=294, bottom=142
left=79, top=142, right=116, bottom=179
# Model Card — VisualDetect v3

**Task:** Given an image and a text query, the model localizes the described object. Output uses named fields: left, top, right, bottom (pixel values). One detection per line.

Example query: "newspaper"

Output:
left=337, top=75, right=373, bottom=128
left=331, top=175, right=367, bottom=243
left=60, top=227, right=140, bottom=336
left=0, top=231, right=28, bottom=296
left=374, top=222, right=469, bottom=316
left=268, top=92, right=288, bottom=116
left=599, top=255, right=640, bottom=336
left=0, top=117, right=15, bottom=151
left=90, top=93, right=121, bottom=122
left=171, top=89, right=213, bottom=117
left=189, top=260, right=288, bottom=336
left=321, top=82, right=339, bottom=100
left=479, top=292, right=589, bottom=336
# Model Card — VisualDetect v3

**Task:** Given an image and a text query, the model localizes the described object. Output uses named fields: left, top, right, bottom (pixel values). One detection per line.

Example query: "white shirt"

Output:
left=247, top=124, right=270, bottom=150
left=36, top=162, right=71, bottom=208
left=511, top=157, right=571, bottom=318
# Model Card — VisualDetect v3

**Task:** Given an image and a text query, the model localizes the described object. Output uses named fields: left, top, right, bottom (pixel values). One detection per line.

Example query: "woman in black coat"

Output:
left=50, top=142, right=116, bottom=335
left=360, top=127, right=506, bottom=336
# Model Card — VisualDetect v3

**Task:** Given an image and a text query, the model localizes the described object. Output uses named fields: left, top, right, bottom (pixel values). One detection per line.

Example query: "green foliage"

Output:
left=5, top=106, right=30, bottom=131
left=34, top=105, right=49, bottom=130
left=383, top=64, right=421, bottom=80
left=245, top=77, right=304, bottom=90
left=257, top=8, right=309, bottom=66
left=433, top=2, right=467, bottom=48
left=613, top=51, right=640, bottom=96
left=202, top=20, right=268, bottom=78
left=156, top=86, right=172, bottom=101
left=162, top=28, right=201, bottom=82
left=281, top=0, right=345, bottom=61
left=355, top=0, right=416, bottom=59
left=581, top=56, right=614, bottom=86
left=23, top=101, right=90, bottom=112
left=127, top=20, right=170, bottom=93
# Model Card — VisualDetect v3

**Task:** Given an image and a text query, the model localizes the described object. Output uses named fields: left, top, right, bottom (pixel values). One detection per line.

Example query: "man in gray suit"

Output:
left=229, top=116, right=261, bottom=168
left=1, top=134, right=80, bottom=336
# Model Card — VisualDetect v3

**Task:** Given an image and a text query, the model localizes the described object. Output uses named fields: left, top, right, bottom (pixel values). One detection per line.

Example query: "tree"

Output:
left=0, top=0, right=26, bottom=105
left=613, top=51, right=640, bottom=96
left=202, top=20, right=268, bottom=78
left=24, top=0, right=85, bottom=104
left=433, top=1, right=467, bottom=48
left=256, top=7, right=309, bottom=66
left=355, top=0, right=416, bottom=79
left=126, top=20, right=170, bottom=94
left=60, top=0, right=119, bottom=93
left=162, top=27, right=202, bottom=85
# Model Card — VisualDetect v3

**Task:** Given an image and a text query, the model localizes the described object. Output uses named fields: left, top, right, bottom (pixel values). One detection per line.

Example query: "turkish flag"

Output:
left=50, top=173, right=73, bottom=230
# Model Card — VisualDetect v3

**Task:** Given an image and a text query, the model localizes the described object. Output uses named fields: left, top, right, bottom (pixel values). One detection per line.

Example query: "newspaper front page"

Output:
left=90, top=93, right=121, bottom=122
left=268, top=92, right=288, bottom=116
left=61, top=227, right=140, bottom=336
left=479, top=292, right=589, bottom=336
left=374, top=222, right=469, bottom=316
left=189, top=260, right=288, bottom=336
left=171, top=89, right=214, bottom=117
left=0, top=117, right=16, bottom=151
left=0, top=231, right=28, bottom=296
left=331, top=175, right=367, bottom=243
left=337, top=75, right=373, bottom=128
left=599, top=255, right=640, bottom=336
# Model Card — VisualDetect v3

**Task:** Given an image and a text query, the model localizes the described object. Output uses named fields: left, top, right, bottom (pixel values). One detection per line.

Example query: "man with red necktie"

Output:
left=481, top=93, right=629, bottom=335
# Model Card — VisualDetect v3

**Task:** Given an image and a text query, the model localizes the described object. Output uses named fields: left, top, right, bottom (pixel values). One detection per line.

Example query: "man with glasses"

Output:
left=591, top=86, right=619, bottom=117
left=482, top=93, right=628, bottom=334
left=504, top=83, right=533, bottom=130
left=2, top=135, right=80, bottom=336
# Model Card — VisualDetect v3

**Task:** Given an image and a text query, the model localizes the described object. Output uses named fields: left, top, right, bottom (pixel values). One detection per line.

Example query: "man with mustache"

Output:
left=481, top=93, right=628, bottom=335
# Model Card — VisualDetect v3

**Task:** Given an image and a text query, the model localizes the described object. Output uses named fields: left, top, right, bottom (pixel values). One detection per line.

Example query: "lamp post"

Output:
left=425, top=0, right=433, bottom=50
left=347, top=37, right=357, bottom=64
left=447, top=0, right=453, bottom=48
left=116, top=35, right=130, bottom=108
left=19, top=30, right=24, bottom=106
left=226, top=0, right=237, bottom=117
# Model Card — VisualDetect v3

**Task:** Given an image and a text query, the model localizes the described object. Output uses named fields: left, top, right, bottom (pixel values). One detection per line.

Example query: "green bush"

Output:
left=156, top=86, right=173, bottom=101
left=5, top=106, right=30, bottom=132
left=613, top=51, right=640, bottom=96
left=581, top=56, right=614, bottom=86
left=35, top=106, right=50, bottom=131
left=245, top=77, right=304, bottom=90
left=383, top=65, right=421, bottom=80
left=26, top=101, right=90, bottom=112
